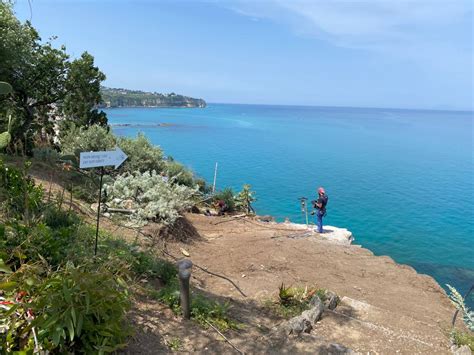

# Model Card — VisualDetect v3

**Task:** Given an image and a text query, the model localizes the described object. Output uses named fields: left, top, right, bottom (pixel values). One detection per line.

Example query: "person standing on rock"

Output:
left=312, top=187, right=328, bottom=233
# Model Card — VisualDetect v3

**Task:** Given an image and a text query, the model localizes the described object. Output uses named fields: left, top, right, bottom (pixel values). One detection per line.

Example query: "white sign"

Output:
left=80, top=147, right=128, bottom=169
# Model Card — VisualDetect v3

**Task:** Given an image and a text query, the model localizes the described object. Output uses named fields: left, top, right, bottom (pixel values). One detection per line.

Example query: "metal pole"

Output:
left=304, top=202, right=309, bottom=227
left=94, top=168, right=104, bottom=256
left=299, top=197, right=308, bottom=227
left=212, top=162, right=218, bottom=193
left=177, top=259, right=193, bottom=319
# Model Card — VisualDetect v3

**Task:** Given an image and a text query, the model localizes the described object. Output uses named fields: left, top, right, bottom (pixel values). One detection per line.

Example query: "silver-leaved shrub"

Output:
left=105, top=170, right=199, bottom=225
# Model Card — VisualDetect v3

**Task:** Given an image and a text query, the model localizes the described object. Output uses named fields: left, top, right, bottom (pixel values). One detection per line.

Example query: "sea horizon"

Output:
left=205, top=101, right=474, bottom=114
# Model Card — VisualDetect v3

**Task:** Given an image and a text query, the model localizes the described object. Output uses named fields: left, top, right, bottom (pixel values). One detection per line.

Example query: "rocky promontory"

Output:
left=99, top=86, right=206, bottom=108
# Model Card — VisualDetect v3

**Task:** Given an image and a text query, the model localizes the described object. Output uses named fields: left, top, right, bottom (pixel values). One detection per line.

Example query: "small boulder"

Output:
left=324, top=290, right=340, bottom=310
left=284, top=315, right=312, bottom=336
left=301, top=306, right=323, bottom=324
left=258, top=215, right=275, bottom=223
left=452, top=345, right=472, bottom=355
left=123, top=199, right=134, bottom=209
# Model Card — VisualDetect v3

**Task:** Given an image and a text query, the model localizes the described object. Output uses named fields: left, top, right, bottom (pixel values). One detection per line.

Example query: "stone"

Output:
left=123, top=199, right=134, bottom=209
left=284, top=315, right=312, bottom=336
left=301, top=307, right=323, bottom=324
left=258, top=215, right=275, bottom=222
left=309, top=295, right=324, bottom=309
left=324, top=290, right=340, bottom=310
left=453, top=345, right=472, bottom=355
left=327, top=343, right=356, bottom=354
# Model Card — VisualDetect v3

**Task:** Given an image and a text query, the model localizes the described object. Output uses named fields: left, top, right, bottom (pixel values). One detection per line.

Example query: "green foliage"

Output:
left=42, top=204, right=81, bottom=229
left=451, top=329, right=474, bottom=351
left=32, top=146, right=60, bottom=162
left=195, top=178, right=212, bottom=194
left=447, top=284, right=474, bottom=331
left=1, top=261, right=131, bottom=353
left=102, top=238, right=177, bottom=282
left=213, top=187, right=236, bottom=212
left=105, top=170, right=199, bottom=225
left=264, top=284, right=327, bottom=318
left=0, top=81, right=13, bottom=95
left=0, top=217, right=92, bottom=270
left=0, top=166, right=179, bottom=353
left=100, top=87, right=206, bottom=108
left=0, top=159, right=43, bottom=220
left=153, top=282, right=239, bottom=332
left=60, top=124, right=116, bottom=157
left=167, top=337, right=182, bottom=351
left=190, top=295, right=239, bottom=331
left=0, top=114, right=13, bottom=150
left=0, top=2, right=107, bottom=153
left=117, top=133, right=164, bottom=173
left=165, top=160, right=195, bottom=187
left=63, top=52, right=107, bottom=127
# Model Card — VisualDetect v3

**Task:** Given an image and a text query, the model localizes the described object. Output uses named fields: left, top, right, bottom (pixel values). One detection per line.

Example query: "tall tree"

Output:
left=0, top=1, right=107, bottom=153
left=63, top=52, right=107, bottom=127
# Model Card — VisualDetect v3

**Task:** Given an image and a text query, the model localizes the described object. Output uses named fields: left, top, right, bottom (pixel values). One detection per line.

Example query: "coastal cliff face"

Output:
left=99, top=87, right=206, bottom=108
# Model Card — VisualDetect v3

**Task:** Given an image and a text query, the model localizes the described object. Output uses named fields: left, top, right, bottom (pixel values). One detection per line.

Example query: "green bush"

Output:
left=153, top=282, right=238, bottom=332
left=42, top=205, right=81, bottom=229
left=103, top=238, right=177, bottom=281
left=165, top=160, right=195, bottom=187
left=60, top=124, right=116, bottom=157
left=32, top=147, right=60, bottom=162
left=117, top=133, right=164, bottom=173
left=451, top=329, right=474, bottom=351
left=191, top=295, right=238, bottom=331
left=0, top=219, right=94, bottom=270
left=212, top=187, right=236, bottom=212
left=0, top=159, right=43, bottom=220
left=0, top=261, right=131, bottom=353
left=264, top=284, right=327, bottom=318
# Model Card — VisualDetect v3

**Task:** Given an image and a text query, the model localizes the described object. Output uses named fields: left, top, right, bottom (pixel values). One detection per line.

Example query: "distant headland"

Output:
left=99, top=86, right=206, bottom=108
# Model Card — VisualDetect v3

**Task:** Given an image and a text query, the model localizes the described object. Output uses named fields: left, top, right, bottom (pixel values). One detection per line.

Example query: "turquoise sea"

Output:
left=106, top=104, right=473, bottom=302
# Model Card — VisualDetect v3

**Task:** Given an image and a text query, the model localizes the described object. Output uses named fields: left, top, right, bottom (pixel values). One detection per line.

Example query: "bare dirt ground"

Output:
left=125, top=214, right=457, bottom=354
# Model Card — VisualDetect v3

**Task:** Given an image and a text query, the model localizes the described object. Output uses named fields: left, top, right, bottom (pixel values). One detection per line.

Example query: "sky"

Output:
left=14, top=0, right=474, bottom=110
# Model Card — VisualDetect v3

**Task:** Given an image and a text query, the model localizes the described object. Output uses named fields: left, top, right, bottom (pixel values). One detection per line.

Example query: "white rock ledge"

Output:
left=281, top=222, right=355, bottom=245
left=318, top=225, right=354, bottom=245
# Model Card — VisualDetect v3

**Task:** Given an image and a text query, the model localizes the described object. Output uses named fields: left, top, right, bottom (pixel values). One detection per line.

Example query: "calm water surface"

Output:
left=105, top=104, right=473, bottom=302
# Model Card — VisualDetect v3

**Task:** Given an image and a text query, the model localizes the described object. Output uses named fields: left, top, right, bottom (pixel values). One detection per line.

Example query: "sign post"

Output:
left=79, top=147, right=128, bottom=255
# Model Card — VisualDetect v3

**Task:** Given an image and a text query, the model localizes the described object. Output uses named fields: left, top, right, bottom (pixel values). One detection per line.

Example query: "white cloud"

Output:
left=225, top=0, right=472, bottom=49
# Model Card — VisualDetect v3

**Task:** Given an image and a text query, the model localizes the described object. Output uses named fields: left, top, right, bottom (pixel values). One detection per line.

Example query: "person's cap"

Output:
left=318, top=187, right=325, bottom=194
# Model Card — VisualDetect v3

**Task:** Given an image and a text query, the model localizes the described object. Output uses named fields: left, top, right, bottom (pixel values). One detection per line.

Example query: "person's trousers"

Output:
left=317, top=211, right=324, bottom=233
